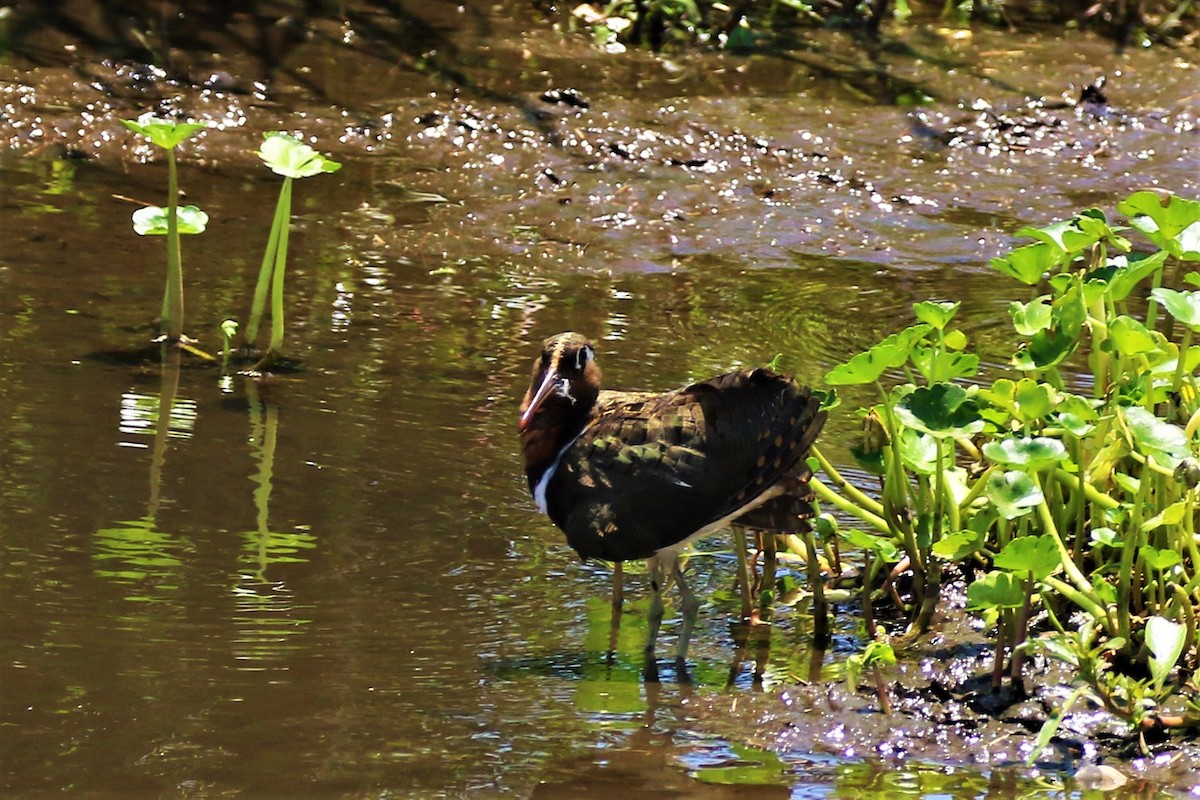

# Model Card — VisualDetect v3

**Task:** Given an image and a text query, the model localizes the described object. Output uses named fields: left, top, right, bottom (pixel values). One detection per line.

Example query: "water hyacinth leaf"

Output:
left=1092, top=573, right=1117, bottom=606
left=1124, top=406, right=1188, bottom=469
left=931, top=529, right=984, bottom=561
left=258, top=132, right=343, bottom=179
left=985, top=470, right=1043, bottom=520
left=982, top=436, right=1067, bottom=471
left=1107, top=314, right=1161, bottom=357
left=1177, top=222, right=1200, bottom=259
left=944, top=329, right=968, bottom=350
left=123, top=116, right=206, bottom=150
left=1107, top=251, right=1168, bottom=301
left=824, top=324, right=932, bottom=385
left=981, top=378, right=1016, bottom=415
left=1150, top=287, right=1200, bottom=330
left=1012, top=325, right=1077, bottom=371
left=1145, top=616, right=1187, bottom=691
left=967, top=570, right=1025, bottom=610
left=989, top=241, right=1060, bottom=285
left=1009, top=296, right=1053, bottom=335
left=994, top=534, right=1061, bottom=580
left=894, top=382, right=984, bottom=438
left=131, top=205, right=209, bottom=235
left=912, top=300, right=959, bottom=330
left=910, top=345, right=980, bottom=383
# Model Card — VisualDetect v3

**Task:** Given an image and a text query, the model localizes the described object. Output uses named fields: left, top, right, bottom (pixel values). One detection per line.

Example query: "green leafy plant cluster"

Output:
left=123, top=116, right=341, bottom=370
left=813, top=190, right=1200, bottom=742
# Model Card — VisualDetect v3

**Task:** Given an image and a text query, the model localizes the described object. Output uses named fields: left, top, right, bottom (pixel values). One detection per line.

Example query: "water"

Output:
left=2, top=2, right=1200, bottom=796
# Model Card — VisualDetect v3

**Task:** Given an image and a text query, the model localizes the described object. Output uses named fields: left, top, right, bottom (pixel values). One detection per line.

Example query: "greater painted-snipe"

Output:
left=518, top=332, right=827, bottom=670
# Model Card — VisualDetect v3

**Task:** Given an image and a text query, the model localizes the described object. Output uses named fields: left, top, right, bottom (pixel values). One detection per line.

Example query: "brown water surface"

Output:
left=3, top=2, right=1200, bottom=797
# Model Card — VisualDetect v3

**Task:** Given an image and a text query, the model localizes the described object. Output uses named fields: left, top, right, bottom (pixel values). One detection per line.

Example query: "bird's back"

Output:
left=542, top=368, right=826, bottom=562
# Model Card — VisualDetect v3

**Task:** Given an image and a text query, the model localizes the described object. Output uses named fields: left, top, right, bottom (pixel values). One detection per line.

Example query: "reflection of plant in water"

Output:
left=93, top=354, right=193, bottom=598
left=242, top=381, right=316, bottom=580
left=233, top=381, right=315, bottom=666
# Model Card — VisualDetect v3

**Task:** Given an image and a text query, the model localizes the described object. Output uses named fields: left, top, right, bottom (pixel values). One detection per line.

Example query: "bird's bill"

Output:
left=518, top=368, right=563, bottom=432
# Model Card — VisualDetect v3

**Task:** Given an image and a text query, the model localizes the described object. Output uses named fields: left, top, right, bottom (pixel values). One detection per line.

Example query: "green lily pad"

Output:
left=912, top=300, right=960, bottom=331
left=894, top=382, right=984, bottom=439
left=123, top=116, right=206, bottom=150
left=993, top=534, right=1061, bottom=580
left=1124, top=406, right=1188, bottom=469
left=1009, top=296, right=1053, bottom=336
left=982, top=436, right=1068, bottom=471
left=967, top=570, right=1025, bottom=610
left=1150, top=287, right=1200, bottom=330
left=131, top=204, right=209, bottom=235
left=258, top=132, right=343, bottom=179
left=985, top=470, right=1044, bottom=520
left=824, top=324, right=932, bottom=385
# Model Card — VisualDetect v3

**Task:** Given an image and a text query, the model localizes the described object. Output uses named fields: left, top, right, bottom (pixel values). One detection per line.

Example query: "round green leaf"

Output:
left=981, top=436, right=1067, bottom=471
left=931, top=529, right=984, bottom=561
left=1146, top=615, right=1186, bottom=690
left=989, top=241, right=1060, bottom=285
left=967, top=570, right=1025, bottom=610
left=912, top=300, right=959, bottom=331
left=1009, top=296, right=1053, bottom=335
left=258, top=132, right=343, bottom=179
left=123, top=116, right=206, bottom=150
left=1107, top=314, right=1162, bottom=357
left=824, top=324, right=932, bottom=385
left=985, top=470, right=1043, bottom=520
left=894, top=382, right=983, bottom=438
left=993, top=534, right=1061, bottom=580
left=1123, top=406, right=1188, bottom=469
left=1150, top=287, right=1200, bottom=330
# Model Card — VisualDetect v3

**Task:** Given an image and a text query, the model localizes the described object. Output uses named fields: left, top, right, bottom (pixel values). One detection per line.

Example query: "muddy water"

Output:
left=3, top=1, right=1200, bottom=797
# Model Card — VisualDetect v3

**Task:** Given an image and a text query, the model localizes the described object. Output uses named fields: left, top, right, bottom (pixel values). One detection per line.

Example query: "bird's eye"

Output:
left=575, top=345, right=593, bottom=371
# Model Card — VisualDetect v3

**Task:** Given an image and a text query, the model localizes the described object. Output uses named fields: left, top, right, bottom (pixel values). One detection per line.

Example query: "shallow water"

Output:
left=2, top=2, right=1200, bottom=797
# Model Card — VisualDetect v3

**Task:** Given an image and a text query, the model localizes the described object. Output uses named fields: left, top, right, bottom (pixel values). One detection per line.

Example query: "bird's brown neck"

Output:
left=519, top=389, right=596, bottom=489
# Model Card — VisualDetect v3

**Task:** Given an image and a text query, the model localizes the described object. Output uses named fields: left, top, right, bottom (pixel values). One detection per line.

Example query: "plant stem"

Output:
left=809, top=477, right=890, bottom=533
left=267, top=177, right=294, bottom=356
left=812, top=445, right=884, bottom=517
left=246, top=182, right=289, bottom=345
left=164, top=148, right=183, bottom=341
left=1172, top=327, right=1194, bottom=393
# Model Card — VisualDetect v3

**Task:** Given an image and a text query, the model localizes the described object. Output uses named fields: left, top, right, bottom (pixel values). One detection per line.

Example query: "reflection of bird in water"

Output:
left=518, top=332, right=826, bottom=677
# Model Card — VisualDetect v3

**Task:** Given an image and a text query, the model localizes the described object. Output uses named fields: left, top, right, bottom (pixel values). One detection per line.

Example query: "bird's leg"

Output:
left=644, top=555, right=666, bottom=669
left=611, top=561, right=624, bottom=614
left=672, top=557, right=699, bottom=672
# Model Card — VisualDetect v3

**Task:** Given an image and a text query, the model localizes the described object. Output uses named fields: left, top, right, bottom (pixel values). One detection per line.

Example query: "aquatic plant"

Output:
left=242, top=132, right=341, bottom=371
left=814, top=190, right=1200, bottom=742
left=122, top=115, right=207, bottom=344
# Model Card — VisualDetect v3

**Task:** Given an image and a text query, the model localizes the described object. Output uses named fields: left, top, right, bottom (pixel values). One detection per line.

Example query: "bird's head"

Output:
left=518, top=332, right=601, bottom=437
